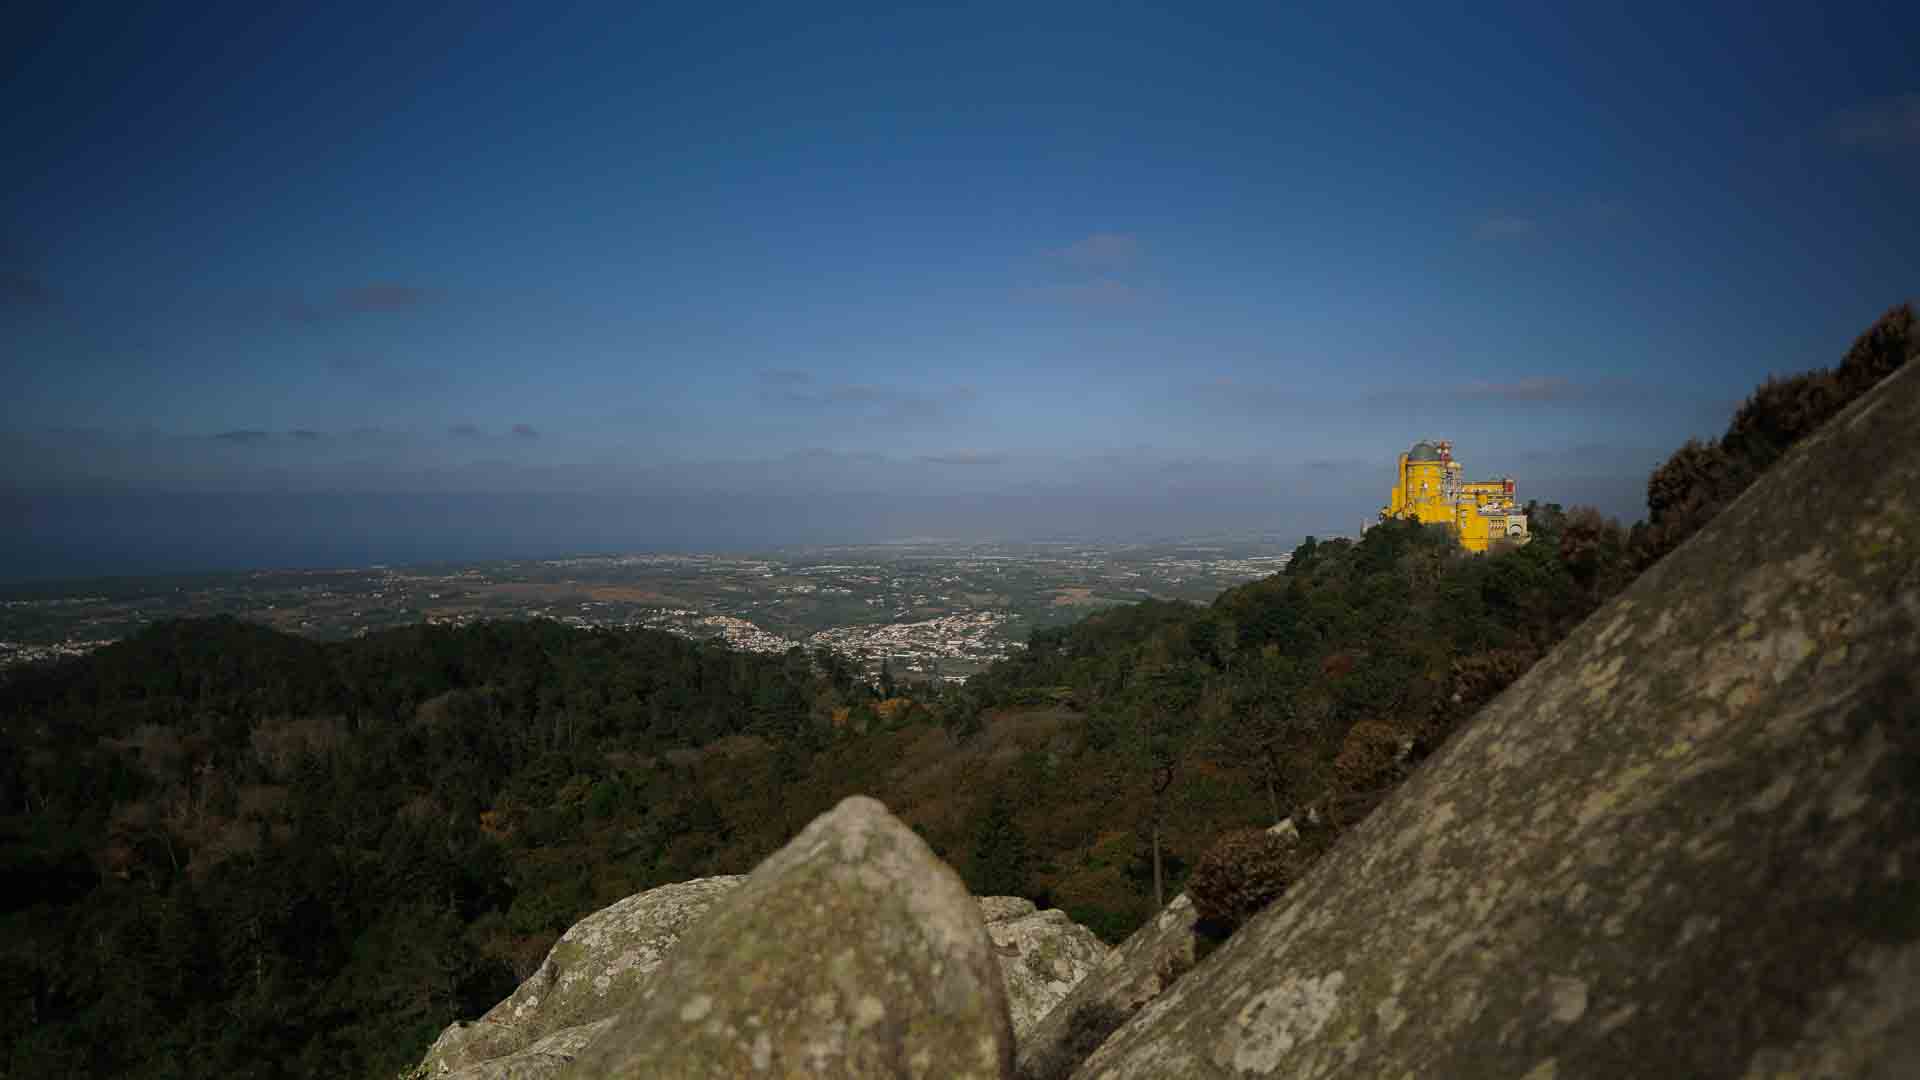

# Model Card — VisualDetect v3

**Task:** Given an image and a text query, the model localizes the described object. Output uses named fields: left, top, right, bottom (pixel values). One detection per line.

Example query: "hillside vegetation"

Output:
left=1, top=304, right=1910, bottom=1078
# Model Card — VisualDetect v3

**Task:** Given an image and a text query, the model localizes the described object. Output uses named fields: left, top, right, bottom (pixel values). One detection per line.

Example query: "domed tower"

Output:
left=1382, top=441, right=1459, bottom=528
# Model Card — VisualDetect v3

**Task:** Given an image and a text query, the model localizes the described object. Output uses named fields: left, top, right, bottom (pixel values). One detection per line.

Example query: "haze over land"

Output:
left=4, top=2, right=1915, bottom=580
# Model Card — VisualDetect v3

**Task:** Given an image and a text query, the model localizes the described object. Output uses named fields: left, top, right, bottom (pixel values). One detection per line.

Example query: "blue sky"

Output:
left=3, top=1, right=1915, bottom=566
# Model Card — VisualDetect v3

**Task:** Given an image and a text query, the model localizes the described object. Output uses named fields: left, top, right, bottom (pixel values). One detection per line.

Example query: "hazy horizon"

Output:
left=6, top=2, right=1913, bottom=581
left=3, top=448, right=1662, bottom=584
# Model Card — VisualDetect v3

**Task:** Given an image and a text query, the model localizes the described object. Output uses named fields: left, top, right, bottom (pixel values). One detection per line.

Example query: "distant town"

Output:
left=0, top=539, right=1297, bottom=681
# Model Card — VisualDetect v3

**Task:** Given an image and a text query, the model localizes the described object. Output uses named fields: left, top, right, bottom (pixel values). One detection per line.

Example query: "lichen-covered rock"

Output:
left=1073, top=360, right=1920, bottom=1076
left=420, top=876, right=744, bottom=1075
left=415, top=884, right=1104, bottom=1077
left=988, top=906, right=1110, bottom=1037
left=568, top=796, right=1014, bottom=1078
left=433, top=1019, right=615, bottom=1080
left=980, top=895, right=1040, bottom=923
left=1015, top=895, right=1203, bottom=1080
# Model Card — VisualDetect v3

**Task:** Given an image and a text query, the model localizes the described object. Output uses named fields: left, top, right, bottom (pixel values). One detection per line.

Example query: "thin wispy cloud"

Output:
left=1472, top=199, right=1636, bottom=244
left=1831, top=93, right=1920, bottom=150
left=1022, top=279, right=1147, bottom=306
left=1457, top=376, right=1579, bottom=401
left=212, top=429, right=272, bottom=444
left=1474, top=213, right=1541, bottom=241
left=325, top=354, right=453, bottom=398
left=917, top=451, right=1004, bottom=465
left=1302, top=458, right=1369, bottom=473
left=1050, top=232, right=1143, bottom=270
left=1187, top=376, right=1294, bottom=410
left=757, top=368, right=814, bottom=386
left=760, top=376, right=976, bottom=422
left=285, top=283, right=437, bottom=324
left=1580, top=198, right=1632, bottom=225
left=1369, top=377, right=1637, bottom=405
left=449, top=423, right=483, bottom=438
left=1030, top=232, right=1152, bottom=307
left=290, top=429, right=325, bottom=441
left=339, top=283, right=432, bottom=312
left=512, top=423, right=540, bottom=440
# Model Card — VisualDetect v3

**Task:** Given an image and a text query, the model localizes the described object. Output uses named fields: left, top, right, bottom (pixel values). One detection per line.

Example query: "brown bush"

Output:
left=1838, top=302, right=1917, bottom=388
left=1187, top=827, right=1303, bottom=930
left=1636, top=302, right=1914, bottom=570
left=1645, top=438, right=1735, bottom=527
left=1558, top=507, right=1628, bottom=593
left=1332, top=719, right=1406, bottom=792
left=1724, top=370, right=1845, bottom=467
left=1449, top=648, right=1539, bottom=711
left=249, top=715, right=345, bottom=777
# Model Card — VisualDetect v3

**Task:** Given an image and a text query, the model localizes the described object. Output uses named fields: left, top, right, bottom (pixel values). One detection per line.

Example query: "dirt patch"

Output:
left=703, top=734, right=771, bottom=760
left=472, top=583, right=577, bottom=599
left=422, top=606, right=483, bottom=621
left=584, top=586, right=687, bottom=605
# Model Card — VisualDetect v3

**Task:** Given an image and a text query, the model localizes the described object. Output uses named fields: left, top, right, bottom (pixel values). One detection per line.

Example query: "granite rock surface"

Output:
left=1073, top=352, right=1920, bottom=1077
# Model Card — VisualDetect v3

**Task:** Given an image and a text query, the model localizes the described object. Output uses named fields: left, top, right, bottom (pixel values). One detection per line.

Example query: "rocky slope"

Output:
left=417, top=813, right=1106, bottom=1078
left=1072, top=347, right=1920, bottom=1075
left=420, top=876, right=747, bottom=1076
left=418, top=356, right=1920, bottom=1078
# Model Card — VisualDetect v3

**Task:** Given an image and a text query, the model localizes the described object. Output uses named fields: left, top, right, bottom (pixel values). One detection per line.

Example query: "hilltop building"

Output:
left=1380, top=440, right=1530, bottom=553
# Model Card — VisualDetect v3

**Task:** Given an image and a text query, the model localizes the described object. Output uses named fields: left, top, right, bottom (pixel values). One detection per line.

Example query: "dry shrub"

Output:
left=1332, top=719, right=1406, bottom=792
left=120, top=724, right=186, bottom=778
left=1188, top=827, right=1303, bottom=930
left=1645, top=438, right=1737, bottom=527
left=1637, top=303, right=1913, bottom=569
left=110, top=799, right=157, bottom=832
left=249, top=715, right=345, bottom=776
left=1453, top=647, right=1539, bottom=700
left=412, top=690, right=458, bottom=726
left=1838, top=302, right=1916, bottom=389
left=1724, top=370, right=1846, bottom=466
left=1558, top=507, right=1628, bottom=592
left=188, top=817, right=262, bottom=876
left=235, top=784, right=289, bottom=820
left=396, top=792, right=444, bottom=825
left=704, top=734, right=770, bottom=760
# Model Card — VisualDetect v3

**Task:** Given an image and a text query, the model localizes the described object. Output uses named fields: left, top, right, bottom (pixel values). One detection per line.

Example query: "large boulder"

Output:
left=421, top=876, right=746, bottom=1076
left=1073, top=361, right=1920, bottom=1076
left=569, top=795, right=1014, bottom=1077
left=984, top=900, right=1111, bottom=1038
left=417, top=883, right=1106, bottom=1077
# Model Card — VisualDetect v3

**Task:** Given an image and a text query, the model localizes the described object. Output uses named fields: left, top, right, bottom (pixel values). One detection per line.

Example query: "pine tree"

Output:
left=969, top=790, right=1030, bottom=898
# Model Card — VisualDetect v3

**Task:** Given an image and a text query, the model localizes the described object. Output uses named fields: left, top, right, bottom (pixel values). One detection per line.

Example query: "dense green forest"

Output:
left=1, top=305, right=1910, bottom=1078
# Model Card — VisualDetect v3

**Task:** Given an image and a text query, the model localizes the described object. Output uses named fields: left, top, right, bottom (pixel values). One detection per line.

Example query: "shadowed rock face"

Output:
left=1073, top=363, right=1920, bottom=1075
left=569, top=795, right=1014, bottom=1078
left=422, top=877, right=746, bottom=1076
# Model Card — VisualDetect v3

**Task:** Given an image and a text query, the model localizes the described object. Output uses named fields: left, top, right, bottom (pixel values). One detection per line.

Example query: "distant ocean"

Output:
left=0, top=491, right=1356, bottom=585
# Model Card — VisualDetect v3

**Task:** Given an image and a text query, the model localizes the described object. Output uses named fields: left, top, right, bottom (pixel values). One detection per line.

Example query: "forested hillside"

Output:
left=1, top=305, right=1910, bottom=1079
